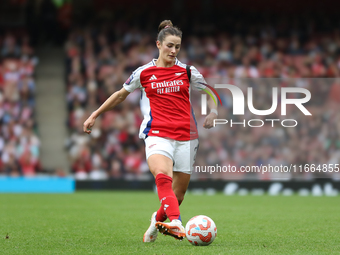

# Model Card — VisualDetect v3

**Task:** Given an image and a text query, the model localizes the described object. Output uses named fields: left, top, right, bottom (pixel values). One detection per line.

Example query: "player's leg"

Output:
left=155, top=170, right=191, bottom=223
left=144, top=154, right=175, bottom=242
left=143, top=136, right=173, bottom=242
left=148, top=154, right=185, bottom=240
left=172, top=171, right=190, bottom=207
left=154, top=139, right=198, bottom=240
left=171, top=138, right=199, bottom=215
left=143, top=137, right=184, bottom=241
left=148, top=152, right=182, bottom=222
left=148, top=154, right=173, bottom=177
left=149, top=154, right=172, bottom=223
left=155, top=172, right=190, bottom=223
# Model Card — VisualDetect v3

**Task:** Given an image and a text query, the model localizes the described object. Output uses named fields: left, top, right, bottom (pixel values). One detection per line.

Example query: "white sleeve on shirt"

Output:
left=123, top=69, right=142, bottom=93
left=190, top=66, right=207, bottom=90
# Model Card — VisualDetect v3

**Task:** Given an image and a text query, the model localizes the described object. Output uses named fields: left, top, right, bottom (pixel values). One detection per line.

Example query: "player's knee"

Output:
left=152, top=169, right=171, bottom=178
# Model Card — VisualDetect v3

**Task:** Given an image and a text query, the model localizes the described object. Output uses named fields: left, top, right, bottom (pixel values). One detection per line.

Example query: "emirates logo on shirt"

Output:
left=151, top=80, right=184, bottom=89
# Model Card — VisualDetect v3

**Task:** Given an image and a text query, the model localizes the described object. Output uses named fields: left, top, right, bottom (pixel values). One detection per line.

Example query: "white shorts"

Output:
left=144, top=136, right=199, bottom=174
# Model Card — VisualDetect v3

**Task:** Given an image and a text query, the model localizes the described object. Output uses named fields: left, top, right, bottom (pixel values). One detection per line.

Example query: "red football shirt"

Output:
left=123, top=59, right=206, bottom=141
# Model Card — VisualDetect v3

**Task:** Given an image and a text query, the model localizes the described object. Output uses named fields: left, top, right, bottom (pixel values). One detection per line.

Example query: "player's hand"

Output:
left=203, top=112, right=217, bottom=129
left=83, top=114, right=96, bottom=134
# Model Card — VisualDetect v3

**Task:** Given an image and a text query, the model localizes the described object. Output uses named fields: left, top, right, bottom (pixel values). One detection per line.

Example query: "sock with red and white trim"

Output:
left=155, top=173, right=180, bottom=222
left=156, top=196, right=183, bottom=222
left=156, top=205, right=167, bottom=222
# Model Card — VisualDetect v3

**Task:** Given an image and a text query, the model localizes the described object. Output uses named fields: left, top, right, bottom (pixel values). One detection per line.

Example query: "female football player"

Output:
left=83, top=20, right=217, bottom=242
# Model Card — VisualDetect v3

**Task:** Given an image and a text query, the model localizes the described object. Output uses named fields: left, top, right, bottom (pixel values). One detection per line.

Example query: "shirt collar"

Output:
left=152, top=58, right=178, bottom=67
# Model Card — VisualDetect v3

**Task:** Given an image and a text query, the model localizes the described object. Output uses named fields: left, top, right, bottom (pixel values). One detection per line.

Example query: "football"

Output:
left=185, top=215, right=217, bottom=246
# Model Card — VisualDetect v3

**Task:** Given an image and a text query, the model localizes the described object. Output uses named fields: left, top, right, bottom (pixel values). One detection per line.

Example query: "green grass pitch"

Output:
left=1, top=192, right=339, bottom=254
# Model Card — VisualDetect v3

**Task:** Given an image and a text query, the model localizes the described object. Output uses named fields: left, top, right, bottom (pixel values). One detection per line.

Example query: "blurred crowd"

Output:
left=0, top=30, right=41, bottom=176
left=193, top=79, right=340, bottom=180
left=64, top=15, right=340, bottom=180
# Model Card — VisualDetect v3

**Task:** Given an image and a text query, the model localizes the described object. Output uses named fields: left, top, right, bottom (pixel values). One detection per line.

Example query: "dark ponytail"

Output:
left=157, top=20, right=182, bottom=43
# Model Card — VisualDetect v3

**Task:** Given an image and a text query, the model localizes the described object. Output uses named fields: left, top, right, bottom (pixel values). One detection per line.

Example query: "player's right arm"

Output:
left=83, top=64, right=144, bottom=134
left=83, top=87, right=130, bottom=134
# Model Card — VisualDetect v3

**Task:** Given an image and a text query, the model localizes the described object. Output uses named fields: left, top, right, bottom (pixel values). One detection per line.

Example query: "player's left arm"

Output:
left=203, top=91, right=218, bottom=129
left=189, top=66, right=218, bottom=129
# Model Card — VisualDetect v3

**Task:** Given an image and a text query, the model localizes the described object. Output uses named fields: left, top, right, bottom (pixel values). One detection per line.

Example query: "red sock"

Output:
left=156, top=205, right=167, bottom=222
left=155, top=173, right=180, bottom=222
left=156, top=197, right=183, bottom=222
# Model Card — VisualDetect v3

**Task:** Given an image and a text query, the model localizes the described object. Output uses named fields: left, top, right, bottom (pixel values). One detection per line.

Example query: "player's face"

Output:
left=157, top=35, right=181, bottom=64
